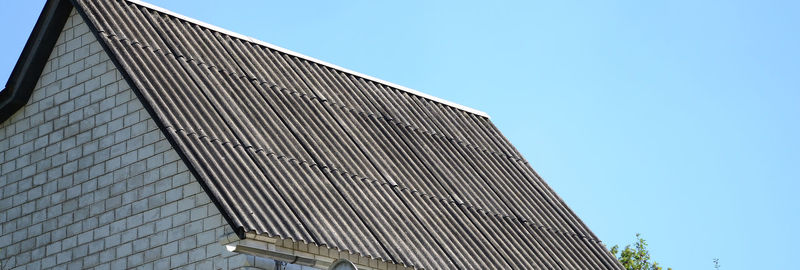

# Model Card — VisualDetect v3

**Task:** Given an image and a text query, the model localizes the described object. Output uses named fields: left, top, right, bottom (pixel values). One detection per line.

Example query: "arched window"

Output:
left=329, top=259, right=358, bottom=270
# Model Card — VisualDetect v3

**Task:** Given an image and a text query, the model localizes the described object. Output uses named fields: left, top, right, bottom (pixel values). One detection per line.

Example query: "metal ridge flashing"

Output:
left=124, top=0, right=490, bottom=118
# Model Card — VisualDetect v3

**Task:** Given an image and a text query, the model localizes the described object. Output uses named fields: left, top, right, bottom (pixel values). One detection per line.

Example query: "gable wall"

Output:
left=0, top=8, right=289, bottom=270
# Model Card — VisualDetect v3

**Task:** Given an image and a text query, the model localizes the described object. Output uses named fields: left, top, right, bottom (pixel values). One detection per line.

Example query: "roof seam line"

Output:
left=209, top=29, right=401, bottom=264
left=175, top=129, right=598, bottom=242
left=293, top=65, right=464, bottom=268
left=132, top=3, right=325, bottom=245
left=361, top=96, right=517, bottom=268
left=92, top=34, right=515, bottom=160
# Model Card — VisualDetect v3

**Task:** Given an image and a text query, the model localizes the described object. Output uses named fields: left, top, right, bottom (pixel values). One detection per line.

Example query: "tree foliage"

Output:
left=610, top=233, right=671, bottom=270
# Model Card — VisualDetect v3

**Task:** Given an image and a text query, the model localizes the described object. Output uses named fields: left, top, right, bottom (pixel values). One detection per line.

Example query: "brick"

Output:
left=149, top=230, right=168, bottom=247
left=30, top=246, right=46, bottom=261
left=67, top=220, right=84, bottom=235
left=72, top=243, right=89, bottom=259
left=154, top=257, right=170, bottom=269
left=138, top=183, right=156, bottom=199
left=127, top=252, right=144, bottom=267
left=166, top=187, right=183, bottom=203
left=120, top=150, right=137, bottom=166
left=41, top=255, right=57, bottom=269
left=99, top=248, right=115, bottom=263
left=142, top=130, right=161, bottom=146
left=125, top=213, right=143, bottom=228
left=155, top=216, right=172, bottom=232
left=185, top=220, right=203, bottom=235
left=104, top=232, right=121, bottom=248
left=121, top=227, right=138, bottom=243
left=167, top=226, right=186, bottom=242
left=170, top=252, right=188, bottom=268
left=142, top=208, right=160, bottom=223
left=90, top=61, right=107, bottom=77
left=66, top=185, right=82, bottom=199
left=99, top=95, right=116, bottom=113
left=67, top=260, right=84, bottom=270
left=162, top=240, right=178, bottom=257
left=116, top=242, right=133, bottom=257
left=122, top=189, right=138, bottom=205
left=197, top=230, right=216, bottom=246
left=144, top=247, right=161, bottom=263
left=83, top=254, right=100, bottom=269
left=109, top=219, right=126, bottom=234
left=132, top=237, right=149, bottom=253
left=66, top=36, right=82, bottom=52
left=171, top=211, right=190, bottom=226
left=137, top=222, right=155, bottom=237
left=159, top=162, right=178, bottom=177
left=0, top=15, right=257, bottom=270
left=131, top=199, right=148, bottom=215
left=148, top=193, right=167, bottom=209
left=56, top=250, right=72, bottom=264
left=88, top=238, right=104, bottom=254
left=20, top=238, right=37, bottom=253
left=188, top=247, right=206, bottom=263
left=178, top=235, right=196, bottom=252
left=77, top=231, right=93, bottom=245
left=176, top=197, right=195, bottom=212
left=62, top=235, right=78, bottom=250
left=46, top=242, right=61, bottom=256
left=145, top=154, right=163, bottom=170
left=85, top=53, right=100, bottom=67
left=92, top=224, right=110, bottom=239
left=129, top=159, right=147, bottom=176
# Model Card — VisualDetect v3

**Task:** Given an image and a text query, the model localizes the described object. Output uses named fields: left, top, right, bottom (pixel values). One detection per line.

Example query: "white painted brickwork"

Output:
left=0, top=9, right=296, bottom=270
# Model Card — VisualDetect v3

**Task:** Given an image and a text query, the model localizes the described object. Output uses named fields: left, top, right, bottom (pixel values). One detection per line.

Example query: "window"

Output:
left=329, top=259, right=358, bottom=270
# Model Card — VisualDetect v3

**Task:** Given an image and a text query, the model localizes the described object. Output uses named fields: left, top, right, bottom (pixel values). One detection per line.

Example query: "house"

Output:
left=0, top=0, right=623, bottom=269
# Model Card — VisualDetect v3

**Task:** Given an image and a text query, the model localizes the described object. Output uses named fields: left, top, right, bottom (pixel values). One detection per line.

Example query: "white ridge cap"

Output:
left=125, top=0, right=490, bottom=118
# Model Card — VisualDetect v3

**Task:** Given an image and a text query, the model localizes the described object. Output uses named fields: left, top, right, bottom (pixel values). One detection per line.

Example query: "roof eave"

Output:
left=0, top=0, right=73, bottom=123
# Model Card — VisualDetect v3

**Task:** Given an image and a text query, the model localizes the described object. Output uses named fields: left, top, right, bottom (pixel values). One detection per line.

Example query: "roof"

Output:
left=2, top=0, right=623, bottom=269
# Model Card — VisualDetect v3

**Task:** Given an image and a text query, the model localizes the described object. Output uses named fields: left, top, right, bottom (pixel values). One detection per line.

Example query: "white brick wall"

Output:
left=0, top=9, right=294, bottom=270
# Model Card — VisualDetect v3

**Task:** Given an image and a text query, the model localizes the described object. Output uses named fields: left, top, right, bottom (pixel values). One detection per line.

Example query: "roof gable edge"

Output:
left=0, top=0, right=73, bottom=123
left=68, top=0, right=249, bottom=240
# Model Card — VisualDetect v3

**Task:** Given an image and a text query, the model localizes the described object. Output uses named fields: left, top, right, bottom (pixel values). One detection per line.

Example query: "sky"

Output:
left=1, top=1, right=798, bottom=269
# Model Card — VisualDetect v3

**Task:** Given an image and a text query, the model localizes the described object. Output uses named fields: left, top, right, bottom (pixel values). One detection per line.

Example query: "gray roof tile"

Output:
left=69, top=0, right=623, bottom=268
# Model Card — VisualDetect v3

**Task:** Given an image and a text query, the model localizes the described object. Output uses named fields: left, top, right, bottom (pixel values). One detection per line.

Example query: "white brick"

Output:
left=87, top=239, right=104, bottom=254
left=127, top=252, right=144, bottom=267
left=170, top=252, right=188, bottom=268
left=116, top=242, right=133, bottom=257
left=99, top=248, right=115, bottom=263
left=0, top=9, right=262, bottom=270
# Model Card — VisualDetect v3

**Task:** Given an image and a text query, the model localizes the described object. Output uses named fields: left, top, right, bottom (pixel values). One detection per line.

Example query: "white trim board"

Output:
left=125, top=0, right=490, bottom=118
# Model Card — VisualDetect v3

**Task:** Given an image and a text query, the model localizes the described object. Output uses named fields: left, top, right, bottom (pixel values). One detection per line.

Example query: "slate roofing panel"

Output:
left=67, top=0, right=622, bottom=268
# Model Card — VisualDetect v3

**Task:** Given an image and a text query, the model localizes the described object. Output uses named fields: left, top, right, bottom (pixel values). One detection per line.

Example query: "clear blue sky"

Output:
left=2, top=1, right=798, bottom=269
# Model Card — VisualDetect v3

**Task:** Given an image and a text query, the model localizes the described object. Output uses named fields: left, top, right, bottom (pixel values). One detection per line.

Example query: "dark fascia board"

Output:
left=0, top=0, right=247, bottom=240
left=68, top=0, right=247, bottom=239
left=0, top=0, right=73, bottom=123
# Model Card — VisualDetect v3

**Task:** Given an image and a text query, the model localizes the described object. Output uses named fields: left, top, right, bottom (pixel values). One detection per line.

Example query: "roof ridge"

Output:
left=123, top=0, right=490, bottom=118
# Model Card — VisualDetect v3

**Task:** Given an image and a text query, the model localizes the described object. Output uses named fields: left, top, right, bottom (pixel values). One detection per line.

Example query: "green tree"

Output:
left=610, top=233, right=671, bottom=270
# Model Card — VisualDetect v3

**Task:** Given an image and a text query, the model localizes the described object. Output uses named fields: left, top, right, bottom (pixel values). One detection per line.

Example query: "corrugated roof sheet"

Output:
left=70, top=0, right=623, bottom=268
